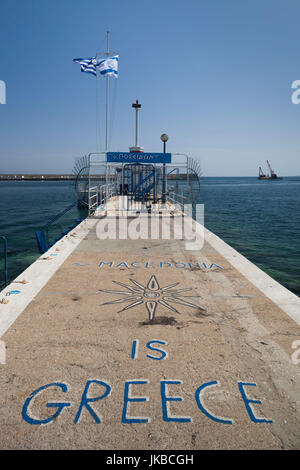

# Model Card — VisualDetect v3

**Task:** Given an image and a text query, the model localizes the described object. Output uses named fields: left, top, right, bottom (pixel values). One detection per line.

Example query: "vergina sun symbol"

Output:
left=99, top=275, right=202, bottom=322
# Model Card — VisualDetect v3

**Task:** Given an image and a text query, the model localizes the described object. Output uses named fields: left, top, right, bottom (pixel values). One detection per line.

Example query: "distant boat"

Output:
left=258, top=160, right=282, bottom=180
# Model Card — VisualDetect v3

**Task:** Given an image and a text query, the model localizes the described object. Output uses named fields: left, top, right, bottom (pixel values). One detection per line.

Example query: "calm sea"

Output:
left=0, top=177, right=299, bottom=296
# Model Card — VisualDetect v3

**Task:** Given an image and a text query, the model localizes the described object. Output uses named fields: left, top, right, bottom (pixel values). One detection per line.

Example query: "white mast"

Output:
left=105, top=30, right=110, bottom=155
left=96, top=31, right=118, bottom=194
left=103, top=31, right=110, bottom=193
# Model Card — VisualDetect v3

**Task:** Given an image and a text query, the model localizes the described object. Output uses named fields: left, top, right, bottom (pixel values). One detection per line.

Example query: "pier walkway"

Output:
left=0, top=197, right=300, bottom=449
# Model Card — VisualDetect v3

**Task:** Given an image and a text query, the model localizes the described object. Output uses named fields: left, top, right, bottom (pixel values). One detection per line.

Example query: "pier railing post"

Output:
left=0, top=236, right=8, bottom=287
left=88, top=153, right=91, bottom=216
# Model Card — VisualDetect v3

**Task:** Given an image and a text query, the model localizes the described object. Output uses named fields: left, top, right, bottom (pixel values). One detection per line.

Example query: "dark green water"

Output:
left=201, top=177, right=300, bottom=296
left=0, top=181, right=83, bottom=288
left=0, top=178, right=299, bottom=296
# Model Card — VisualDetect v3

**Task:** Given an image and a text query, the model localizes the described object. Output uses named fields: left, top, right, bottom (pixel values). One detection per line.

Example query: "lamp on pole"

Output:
left=160, top=133, right=168, bottom=204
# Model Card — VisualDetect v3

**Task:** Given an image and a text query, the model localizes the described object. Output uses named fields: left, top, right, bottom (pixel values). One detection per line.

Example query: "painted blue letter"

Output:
left=146, top=340, right=168, bottom=361
left=22, top=382, right=70, bottom=425
left=160, top=380, right=191, bottom=423
left=122, top=380, right=150, bottom=423
left=194, top=381, right=233, bottom=424
left=74, top=379, right=111, bottom=424
left=238, top=382, right=272, bottom=423
left=131, top=339, right=139, bottom=359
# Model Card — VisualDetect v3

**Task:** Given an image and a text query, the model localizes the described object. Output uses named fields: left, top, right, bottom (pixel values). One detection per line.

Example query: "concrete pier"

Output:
left=0, top=197, right=300, bottom=450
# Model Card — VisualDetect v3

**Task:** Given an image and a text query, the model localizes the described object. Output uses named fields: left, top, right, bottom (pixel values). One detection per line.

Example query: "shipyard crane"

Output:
left=259, top=166, right=266, bottom=178
left=267, top=160, right=280, bottom=179
left=258, top=160, right=282, bottom=180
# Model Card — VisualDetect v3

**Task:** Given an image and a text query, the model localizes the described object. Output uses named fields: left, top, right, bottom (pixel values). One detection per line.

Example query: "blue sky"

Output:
left=0, top=0, right=300, bottom=176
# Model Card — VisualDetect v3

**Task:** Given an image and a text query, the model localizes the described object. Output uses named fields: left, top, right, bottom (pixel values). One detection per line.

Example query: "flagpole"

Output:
left=105, top=30, right=109, bottom=154
left=105, top=30, right=109, bottom=195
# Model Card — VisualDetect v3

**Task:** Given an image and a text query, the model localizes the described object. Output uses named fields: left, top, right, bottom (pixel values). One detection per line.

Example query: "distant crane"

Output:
left=266, top=160, right=278, bottom=179
left=258, top=166, right=266, bottom=178
left=258, top=161, right=282, bottom=180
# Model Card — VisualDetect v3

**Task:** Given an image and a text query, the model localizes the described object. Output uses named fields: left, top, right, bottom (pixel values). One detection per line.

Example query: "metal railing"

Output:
left=88, top=182, right=118, bottom=214
left=0, top=236, right=8, bottom=287
left=88, top=186, right=99, bottom=213
left=74, top=151, right=201, bottom=215
left=167, top=189, right=188, bottom=212
left=35, top=200, right=86, bottom=253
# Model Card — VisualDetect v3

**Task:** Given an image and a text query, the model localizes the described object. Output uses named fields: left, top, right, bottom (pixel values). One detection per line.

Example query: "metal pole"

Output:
left=105, top=31, right=110, bottom=154
left=135, top=107, right=138, bottom=147
left=88, top=153, right=91, bottom=215
left=162, top=141, right=166, bottom=204
left=105, top=31, right=110, bottom=203
left=131, top=100, right=141, bottom=151
left=0, top=236, right=8, bottom=287
left=106, top=76, right=109, bottom=154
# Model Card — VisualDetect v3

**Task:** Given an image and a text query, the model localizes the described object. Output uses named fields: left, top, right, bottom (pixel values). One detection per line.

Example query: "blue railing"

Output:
left=0, top=236, right=8, bottom=287
left=35, top=199, right=86, bottom=254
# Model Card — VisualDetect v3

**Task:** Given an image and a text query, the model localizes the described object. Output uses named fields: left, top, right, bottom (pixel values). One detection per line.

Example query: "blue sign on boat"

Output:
left=107, top=152, right=172, bottom=164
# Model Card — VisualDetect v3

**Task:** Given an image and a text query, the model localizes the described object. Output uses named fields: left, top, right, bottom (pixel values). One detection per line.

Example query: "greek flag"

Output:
left=73, top=55, right=119, bottom=78
left=73, top=57, right=98, bottom=76
left=97, top=55, right=119, bottom=78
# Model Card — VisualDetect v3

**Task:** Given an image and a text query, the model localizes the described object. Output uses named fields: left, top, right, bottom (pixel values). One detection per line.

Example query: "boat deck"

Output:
left=0, top=197, right=300, bottom=449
